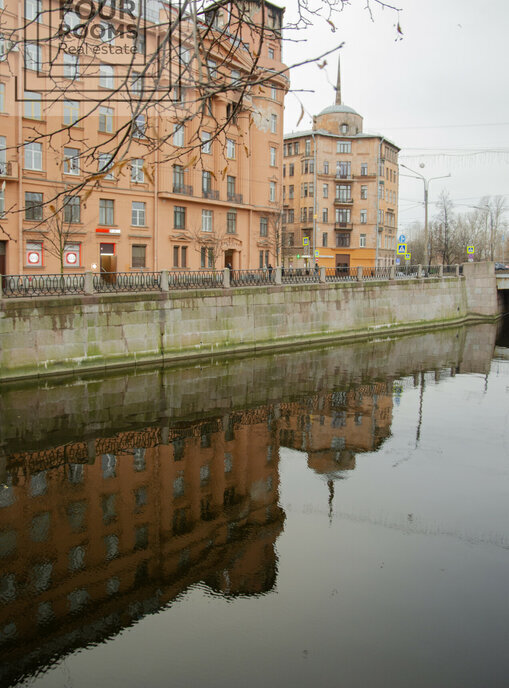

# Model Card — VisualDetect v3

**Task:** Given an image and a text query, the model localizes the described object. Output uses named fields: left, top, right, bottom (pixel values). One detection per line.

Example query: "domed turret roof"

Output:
left=318, top=103, right=360, bottom=117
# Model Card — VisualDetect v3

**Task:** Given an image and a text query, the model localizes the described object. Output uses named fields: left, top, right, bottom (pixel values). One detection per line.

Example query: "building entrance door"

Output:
left=100, top=243, right=117, bottom=283
left=224, top=249, right=234, bottom=268
left=335, top=253, right=350, bottom=276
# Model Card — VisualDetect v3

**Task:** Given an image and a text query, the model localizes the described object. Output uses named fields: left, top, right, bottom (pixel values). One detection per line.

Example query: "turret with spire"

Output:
left=313, top=53, right=363, bottom=135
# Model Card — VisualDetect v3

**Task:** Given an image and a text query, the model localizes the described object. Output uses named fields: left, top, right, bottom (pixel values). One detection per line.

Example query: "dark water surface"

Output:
left=1, top=320, right=508, bottom=688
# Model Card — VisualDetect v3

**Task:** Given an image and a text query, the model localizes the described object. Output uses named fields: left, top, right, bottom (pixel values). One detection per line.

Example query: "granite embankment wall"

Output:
left=0, top=262, right=500, bottom=381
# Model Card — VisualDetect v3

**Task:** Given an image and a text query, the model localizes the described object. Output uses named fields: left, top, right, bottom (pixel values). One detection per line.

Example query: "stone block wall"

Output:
left=0, top=266, right=500, bottom=381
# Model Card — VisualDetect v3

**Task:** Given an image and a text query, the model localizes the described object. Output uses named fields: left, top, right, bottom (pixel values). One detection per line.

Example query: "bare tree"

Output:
left=0, top=0, right=402, bottom=229
left=189, top=225, right=228, bottom=269
left=28, top=198, right=86, bottom=273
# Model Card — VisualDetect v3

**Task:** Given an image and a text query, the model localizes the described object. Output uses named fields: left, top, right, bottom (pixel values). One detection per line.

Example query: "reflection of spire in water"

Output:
left=328, top=479, right=334, bottom=524
left=416, top=372, right=425, bottom=447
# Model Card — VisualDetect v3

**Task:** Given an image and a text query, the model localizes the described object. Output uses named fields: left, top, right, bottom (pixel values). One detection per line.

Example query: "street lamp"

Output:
left=400, top=163, right=451, bottom=266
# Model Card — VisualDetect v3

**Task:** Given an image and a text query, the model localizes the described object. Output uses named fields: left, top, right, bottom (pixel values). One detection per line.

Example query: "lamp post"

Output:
left=400, top=164, right=451, bottom=266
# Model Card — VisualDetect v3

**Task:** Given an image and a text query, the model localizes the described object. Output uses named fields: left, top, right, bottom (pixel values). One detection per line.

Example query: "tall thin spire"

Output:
left=335, top=53, right=341, bottom=105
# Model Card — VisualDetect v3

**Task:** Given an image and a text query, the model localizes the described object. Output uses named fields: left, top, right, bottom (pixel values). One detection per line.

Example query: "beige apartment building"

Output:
left=282, top=63, right=399, bottom=269
left=0, top=0, right=287, bottom=276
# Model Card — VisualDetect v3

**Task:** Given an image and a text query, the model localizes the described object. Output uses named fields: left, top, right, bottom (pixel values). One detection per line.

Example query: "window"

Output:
left=360, top=163, right=368, bottom=176
left=322, top=232, right=328, bottom=247
left=24, top=142, right=43, bottom=170
left=322, top=207, right=328, bottom=222
left=63, top=147, right=80, bottom=175
left=336, top=233, right=350, bottom=248
left=25, top=0, right=42, bottom=21
left=270, top=114, right=277, bottom=133
left=300, top=207, right=307, bottom=222
left=26, top=241, right=43, bottom=266
left=268, top=47, right=274, bottom=59
left=173, top=124, right=184, bottom=147
left=336, top=161, right=351, bottom=178
left=231, top=69, right=240, bottom=85
left=0, top=84, right=4, bottom=112
left=181, top=247, right=187, bottom=267
left=335, top=208, right=351, bottom=224
left=99, top=106, right=113, bottom=132
left=132, top=244, right=146, bottom=268
left=99, top=64, right=114, bottom=88
left=173, top=245, right=180, bottom=267
left=63, top=53, right=79, bottom=80
left=287, top=209, right=294, bottom=223
left=101, top=453, right=116, bottom=479
left=360, top=233, right=367, bottom=247
left=100, top=21, right=115, bottom=44
left=69, top=545, right=86, bottom=571
left=341, top=123, right=348, bottom=134
left=294, top=142, right=300, bottom=154
left=227, top=210, right=236, bottom=234
left=0, top=188, right=4, bottom=217
left=269, top=181, right=276, bottom=202
left=200, top=246, right=206, bottom=268
left=25, top=44, right=41, bottom=71
left=378, top=182, right=384, bottom=199
left=136, top=32, right=145, bottom=54
left=63, top=100, right=79, bottom=126
left=226, top=138, right=236, bottom=159
left=174, top=206, right=185, bottom=229
left=270, top=85, right=277, bottom=100
left=323, top=161, right=329, bottom=174
left=24, top=91, right=41, bottom=119
left=132, top=201, right=146, bottom=226
left=99, top=199, right=114, bottom=225
left=336, top=184, right=351, bottom=201
left=289, top=163, right=294, bottom=176
left=270, top=146, right=276, bottom=166
left=63, top=196, right=80, bottom=223
left=288, top=185, right=294, bottom=199
left=202, top=170, right=212, bottom=194
left=202, top=209, right=212, bottom=232
left=360, top=209, right=367, bottom=224
left=309, top=183, right=314, bottom=197
left=201, top=131, right=211, bottom=153
left=131, top=159, right=144, bottom=183
left=179, top=46, right=190, bottom=64
left=361, top=185, right=368, bottom=199
left=260, top=217, right=268, bottom=237
left=323, top=183, right=329, bottom=198
left=336, top=141, right=351, bottom=153
left=301, top=183, right=307, bottom=198
left=98, top=153, right=115, bottom=180
left=131, top=70, right=144, bottom=96
left=173, top=165, right=184, bottom=191
left=25, top=192, right=43, bottom=220
left=133, top=113, right=146, bottom=138
left=227, top=175, right=236, bottom=199
left=305, top=139, right=311, bottom=156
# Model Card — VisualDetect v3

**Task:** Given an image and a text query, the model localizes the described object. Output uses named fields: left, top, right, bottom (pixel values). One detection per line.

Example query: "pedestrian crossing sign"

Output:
left=303, top=237, right=310, bottom=246
left=397, top=244, right=407, bottom=255
left=467, top=246, right=475, bottom=254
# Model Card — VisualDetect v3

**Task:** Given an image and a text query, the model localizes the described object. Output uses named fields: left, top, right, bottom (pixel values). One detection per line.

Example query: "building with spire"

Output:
left=282, top=57, right=400, bottom=269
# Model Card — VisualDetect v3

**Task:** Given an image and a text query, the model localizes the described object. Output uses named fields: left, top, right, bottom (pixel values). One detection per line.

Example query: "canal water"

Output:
left=0, top=320, right=508, bottom=688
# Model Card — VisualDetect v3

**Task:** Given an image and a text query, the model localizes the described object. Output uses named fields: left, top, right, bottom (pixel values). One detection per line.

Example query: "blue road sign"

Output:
left=398, top=234, right=406, bottom=243
left=395, top=258, right=401, bottom=265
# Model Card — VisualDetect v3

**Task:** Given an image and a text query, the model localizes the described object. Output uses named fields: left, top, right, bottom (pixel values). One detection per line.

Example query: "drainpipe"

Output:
left=311, top=131, right=317, bottom=265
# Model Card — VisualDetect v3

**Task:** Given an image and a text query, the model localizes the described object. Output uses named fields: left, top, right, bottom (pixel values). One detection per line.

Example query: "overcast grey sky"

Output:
left=281, top=0, right=509, bottom=235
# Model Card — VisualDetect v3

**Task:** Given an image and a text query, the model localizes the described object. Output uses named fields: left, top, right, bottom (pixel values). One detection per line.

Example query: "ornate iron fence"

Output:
left=361, top=266, right=392, bottom=281
left=395, top=265, right=419, bottom=279
left=325, top=267, right=357, bottom=282
left=2, top=273, right=86, bottom=297
left=93, top=272, right=161, bottom=293
left=230, top=269, right=274, bottom=286
left=281, top=268, right=320, bottom=284
left=168, top=270, right=224, bottom=289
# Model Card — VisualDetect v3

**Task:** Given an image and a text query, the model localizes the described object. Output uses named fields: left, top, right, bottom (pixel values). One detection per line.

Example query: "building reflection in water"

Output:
left=0, top=375, right=396, bottom=687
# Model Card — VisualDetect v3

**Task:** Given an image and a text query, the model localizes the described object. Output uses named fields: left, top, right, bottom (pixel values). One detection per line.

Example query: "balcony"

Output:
left=335, top=173, right=352, bottom=180
left=0, top=161, right=18, bottom=179
left=203, top=189, right=219, bottom=200
left=334, top=222, right=353, bottom=231
left=334, top=197, right=353, bottom=205
left=173, top=184, right=193, bottom=195
left=352, top=173, right=376, bottom=180
left=227, top=192, right=243, bottom=204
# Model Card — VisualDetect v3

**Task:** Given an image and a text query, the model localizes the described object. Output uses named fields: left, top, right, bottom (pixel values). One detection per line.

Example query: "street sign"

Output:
left=314, top=250, right=319, bottom=257
left=303, top=237, right=310, bottom=246
left=398, top=234, right=406, bottom=243
left=467, top=245, right=475, bottom=254
left=396, top=244, right=407, bottom=255
left=395, top=258, right=401, bottom=265
left=468, top=256, right=474, bottom=262
left=405, top=253, right=411, bottom=261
